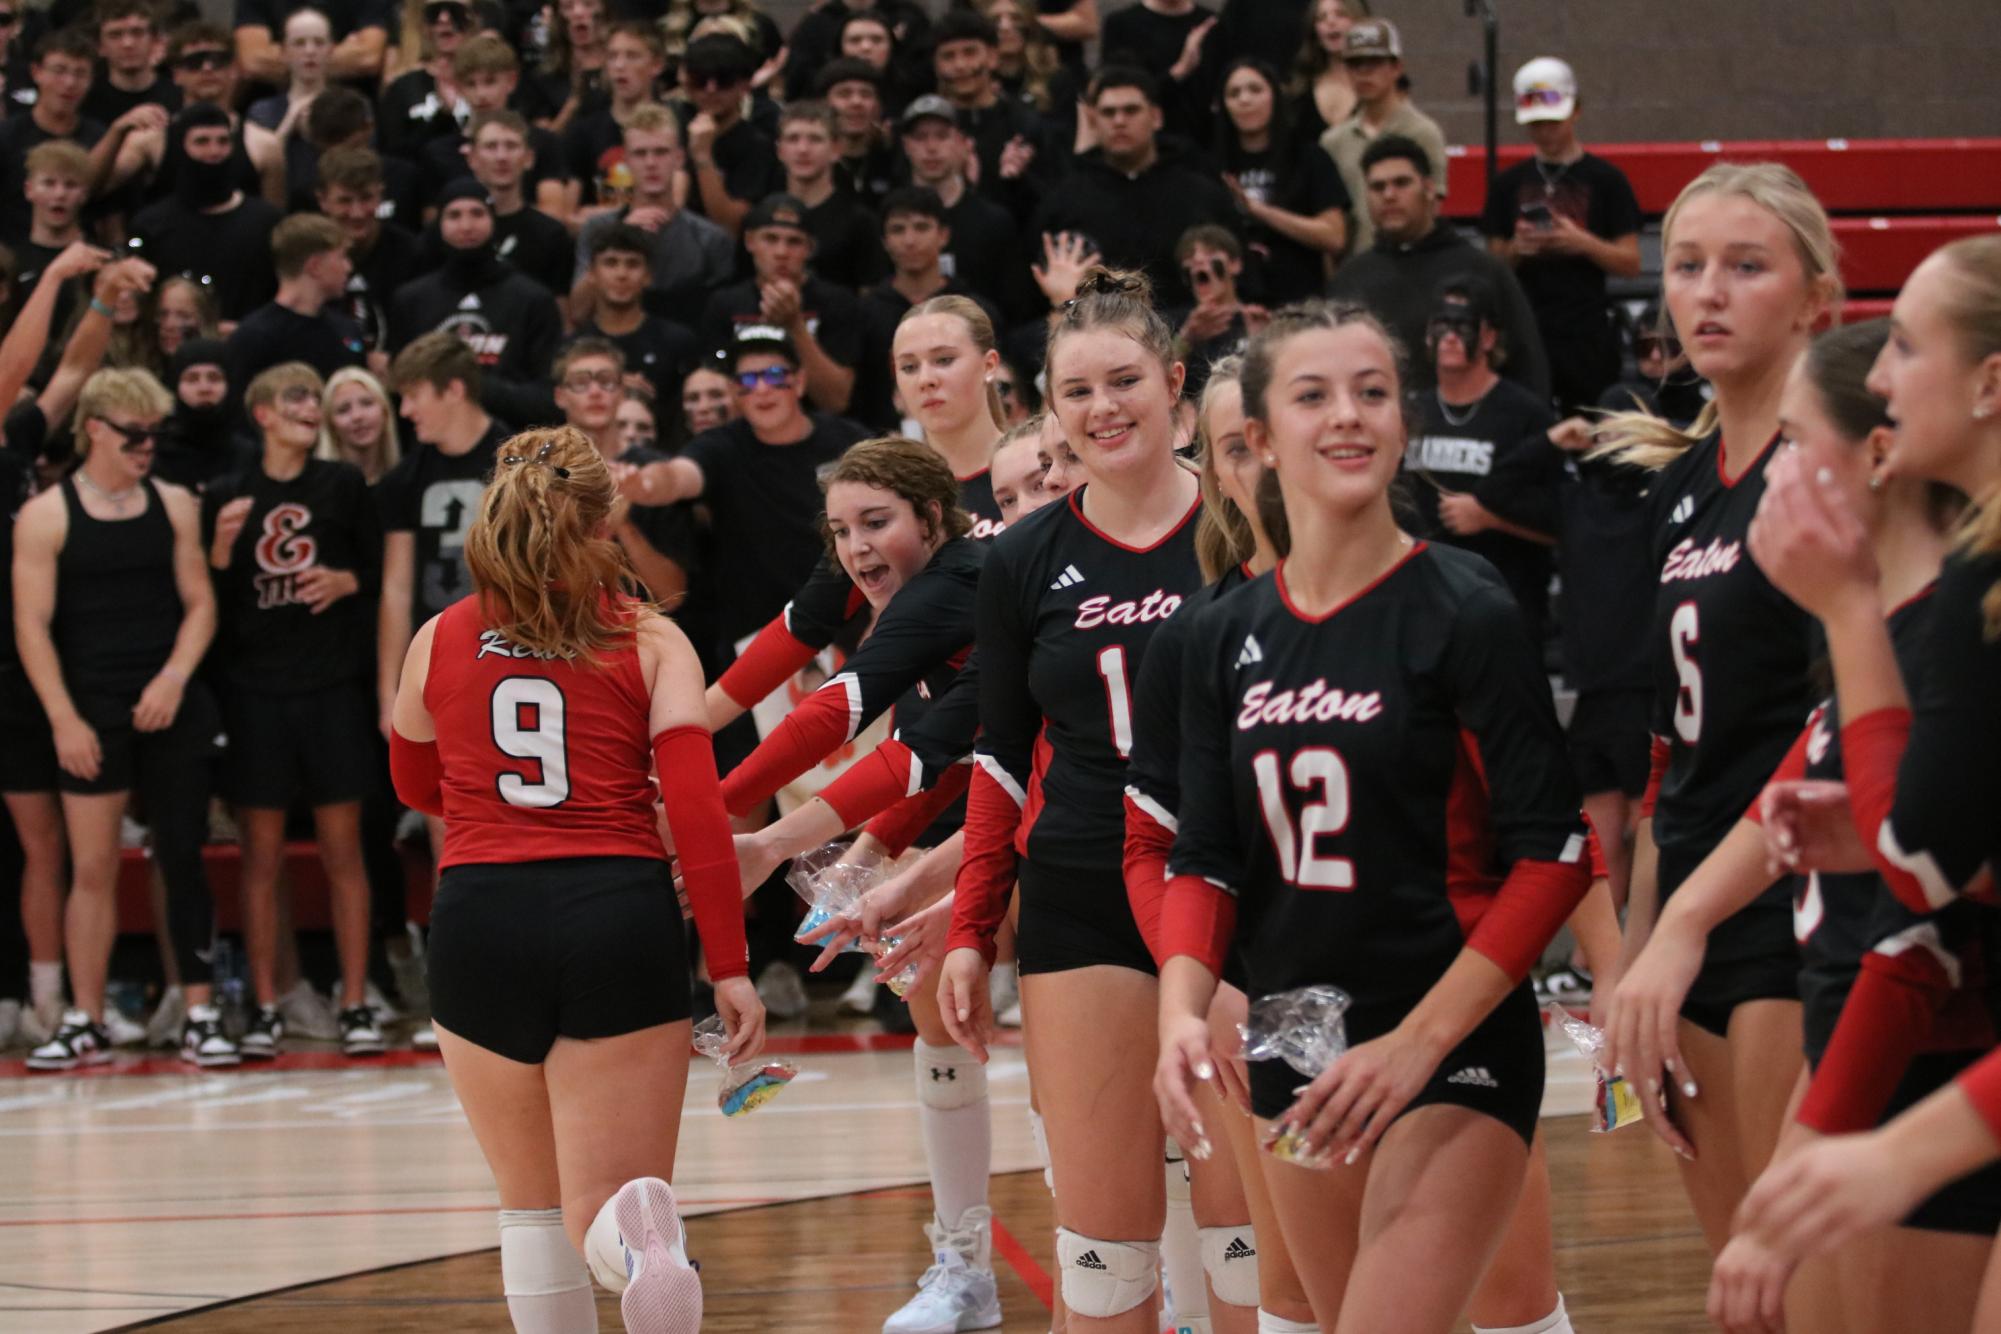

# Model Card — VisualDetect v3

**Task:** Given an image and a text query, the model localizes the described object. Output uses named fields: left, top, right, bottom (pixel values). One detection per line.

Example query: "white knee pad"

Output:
left=1198, top=1225, right=1259, bottom=1308
left=1163, top=1137, right=1193, bottom=1205
left=499, top=1208, right=596, bottom=1333
left=1257, top=1312, right=1320, bottom=1333
left=583, top=1193, right=632, bottom=1293
left=1027, top=1107, right=1054, bottom=1191
left=1056, top=1228, right=1159, bottom=1319
left=1473, top=1294, right=1572, bottom=1334
left=915, top=1039, right=987, bottom=1111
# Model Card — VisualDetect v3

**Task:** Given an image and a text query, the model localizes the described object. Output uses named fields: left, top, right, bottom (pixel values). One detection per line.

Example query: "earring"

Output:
left=1869, top=474, right=1884, bottom=493
left=1262, top=455, right=1277, bottom=467
left=1977, top=405, right=1993, bottom=421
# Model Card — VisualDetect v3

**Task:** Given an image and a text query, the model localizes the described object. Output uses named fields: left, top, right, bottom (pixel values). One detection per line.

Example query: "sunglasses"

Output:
left=1515, top=87, right=1568, bottom=109
left=174, top=49, right=230, bottom=71
left=688, top=71, right=745, bottom=91
left=94, top=417, right=159, bottom=450
left=562, top=369, right=620, bottom=392
left=735, top=367, right=793, bottom=390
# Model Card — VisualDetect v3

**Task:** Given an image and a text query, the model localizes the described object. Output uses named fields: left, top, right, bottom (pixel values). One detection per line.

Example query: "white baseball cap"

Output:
left=1513, top=57, right=1577, bottom=124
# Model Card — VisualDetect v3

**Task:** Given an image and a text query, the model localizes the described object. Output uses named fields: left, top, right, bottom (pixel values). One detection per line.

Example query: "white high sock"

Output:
left=1161, top=1141, right=1208, bottom=1324
left=499, top=1208, right=597, bottom=1334
left=29, top=961, right=62, bottom=1012
left=1257, top=1312, right=1320, bottom=1333
left=1474, top=1294, right=1573, bottom=1334
left=915, top=1040, right=992, bottom=1232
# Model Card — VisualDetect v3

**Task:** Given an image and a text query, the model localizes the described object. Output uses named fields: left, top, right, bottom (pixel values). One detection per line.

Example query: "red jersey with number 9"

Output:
left=423, top=595, right=668, bottom=869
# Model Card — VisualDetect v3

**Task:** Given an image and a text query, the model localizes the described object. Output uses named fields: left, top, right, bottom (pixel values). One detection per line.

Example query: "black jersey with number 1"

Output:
left=1647, top=433, right=1817, bottom=957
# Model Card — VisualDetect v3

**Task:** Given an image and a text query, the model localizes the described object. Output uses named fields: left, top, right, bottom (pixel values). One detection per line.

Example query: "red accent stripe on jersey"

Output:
left=1842, top=708, right=1929, bottom=911
left=1747, top=717, right=1817, bottom=825
left=1443, top=730, right=1501, bottom=944
left=956, top=465, right=992, bottom=486
left=1273, top=543, right=1427, bottom=625
left=720, top=615, right=820, bottom=708
left=1641, top=734, right=1670, bottom=820
left=1064, top=487, right=1203, bottom=553
left=1014, top=725, right=1054, bottom=857
left=1122, top=794, right=1176, bottom=963
left=1161, top=874, right=1237, bottom=977
left=1716, top=430, right=1783, bottom=488
left=865, top=763, right=971, bottom=856
left=947, top=764, right=1027, bottom=962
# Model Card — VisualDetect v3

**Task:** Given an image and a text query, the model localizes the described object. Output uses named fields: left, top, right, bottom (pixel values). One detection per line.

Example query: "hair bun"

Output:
left=1073, top=266, right=1153, bottom=303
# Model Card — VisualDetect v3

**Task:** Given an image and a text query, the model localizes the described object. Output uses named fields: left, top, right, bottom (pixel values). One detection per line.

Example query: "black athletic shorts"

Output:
left=1890, top=1050, right=2001, bottom=1236
left=1662, top=844, right=1801, bottom=1037
left=222, top=683, right=375, bottom=809
left=1249, top=983, right=1545, bottom=1148
left=59, top=682, right=224, bottom=797
left=0, top=667, right=57, bottom=794
left=1567, top=688, right=1650, bottom=798
left=1015, top=858, right=1156, bottom=978
left=428, top=855, right=693, bottom=1064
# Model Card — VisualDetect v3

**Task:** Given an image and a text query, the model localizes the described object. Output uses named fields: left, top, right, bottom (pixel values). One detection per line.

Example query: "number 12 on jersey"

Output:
left=1253, top=748, right=1356, bottom=890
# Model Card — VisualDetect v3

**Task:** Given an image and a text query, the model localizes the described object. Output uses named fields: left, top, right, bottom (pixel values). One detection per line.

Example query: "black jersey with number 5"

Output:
left=1169, top=545, right=1587, bottom=1007
left=974, top=487, right=1202, bottom=873
left=1647, top=434, right=1817, bottom=920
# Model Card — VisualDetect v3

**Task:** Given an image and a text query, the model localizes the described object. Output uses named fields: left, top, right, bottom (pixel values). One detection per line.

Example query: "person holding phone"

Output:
left=1173, top=224, right=1266, bottom=398
left=1479, top=56, right=1641, bottom=413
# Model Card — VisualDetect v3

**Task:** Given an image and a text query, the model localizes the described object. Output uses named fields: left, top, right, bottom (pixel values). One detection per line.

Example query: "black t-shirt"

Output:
left=972, top=487, right=1204, bottom=872
left=129, top=194, right=283, bottom=321
left=938, top=185, right=1034, bottom=321
left=1477, top=153, right=1642, bottom=332
left=673, top=109, right=783, bottom=223
left=1647, top=433, right=1817, bottom=943
left=224, top=301, right=366, bottom=397
left=681, top=412, right=869, bottom=651
left=1098, top=4, right=1215, bottom=141
left=80, top=72, right=180, bottom=126
left=1031, top=149, right=1240, bottom=310
left=569, top=316, right=699, bottom=407
left=389, top=266, right=562, bottom=425
left=562, top=106, right=626, bottom=208
left=417, top=207, right=574, bottom=300
left=203, top=455, right=381, bottom=692
left=4, top=237, right=79, bottom=341
left=0, top=446, right=32, bottom=669
left=1223, top=136, right=1349, bottom=306
left=374, top=419, right=507, bottom=623
left=0, top=115, right=106, bottom=239
left=615, top=441, right=701, bottom=590
left=1036, top=0, right=1091, bottom=80
left=697, top=276, right=862, bottom=371
left=339, top=222, right=422, bottom=355
left=377, top=68, right=463, bottom=163
left=1169, top=545, right=1585, bottom=1008
left=1209, top=0, right=1311, bottom=72
left=801, top=187, right=886, bottom=292
left=1404, top=377, right=1557, bottom=640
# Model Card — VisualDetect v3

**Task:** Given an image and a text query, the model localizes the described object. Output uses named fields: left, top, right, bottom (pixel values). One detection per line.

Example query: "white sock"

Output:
left=1161, top=1141, right=1207, bottom=1322
left=499, top=1208, right=597, bottom=1334
left=1258, top=1312, right=1319, bottom=1333
left=29, top=961, right=62, bottom=1012
left=1474, top=1294, right=1573, bottom=1334
left=915, top=1040, right=992, bottom=1232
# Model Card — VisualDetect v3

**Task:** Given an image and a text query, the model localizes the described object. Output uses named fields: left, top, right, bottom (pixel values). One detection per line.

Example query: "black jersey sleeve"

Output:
left=1475, top=428, right=1563, bottom=538
left=1164, top=598, right=1247, bottom=898
left=1123, top=595, right=1193, bottom=829
left=817, top=652, right=983, bottom=829
left=713, top=555, right=868, bottom=709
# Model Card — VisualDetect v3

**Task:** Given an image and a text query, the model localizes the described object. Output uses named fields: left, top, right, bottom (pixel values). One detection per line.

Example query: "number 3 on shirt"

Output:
left=1253, top=748, right=1356, bottom=890
left=491, top=677, right=570, bottom=807
left=1669, top=602, right=1702, bottom=744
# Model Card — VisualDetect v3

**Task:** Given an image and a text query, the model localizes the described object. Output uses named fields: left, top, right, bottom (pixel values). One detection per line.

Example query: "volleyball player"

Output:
left=1607, top=320, right=1994, bottom=1331
left=388, top=426, right=761, bottom=1334
left=936, top=269, right=1205, bottom=1334
left=1597, top=164, right=1840, bottom=1250
left=16, top=369, right=234, bottom=1070
left=1154, top=301, right=1590, bottom=1334
left=1718, top=236, right=2001, bottom=1329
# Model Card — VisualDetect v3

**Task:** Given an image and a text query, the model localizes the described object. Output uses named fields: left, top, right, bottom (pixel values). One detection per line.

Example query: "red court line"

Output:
left=990, top=1215, right=1053, bottom=1311
left=0, top=1197, right=783, bottom=1228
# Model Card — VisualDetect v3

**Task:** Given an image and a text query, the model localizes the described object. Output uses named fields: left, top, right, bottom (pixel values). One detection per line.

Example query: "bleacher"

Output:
left=1440, top=136, right=2001, bottom=320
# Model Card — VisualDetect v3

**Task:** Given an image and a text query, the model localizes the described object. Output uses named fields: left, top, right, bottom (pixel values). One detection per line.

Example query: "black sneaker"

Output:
left=181, top=1005, right=242, bottom=1067
left=26, top=1009, right=113, bottom=1071
left=240, top=1005, right=284, bottom=1060
left=340, top=1005, right=387, bottom=1056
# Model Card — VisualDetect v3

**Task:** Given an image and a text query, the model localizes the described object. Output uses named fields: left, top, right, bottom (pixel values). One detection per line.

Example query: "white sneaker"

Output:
left=365, top=980, right=403, bottom=1023
left=105, top=1006, right=148, bottom=1048
left=26, top=1010, right=113, bottom=1070
left=0, top=999, right=21, bottom=1047
left=119, top=815, right=148, bottom=849
left=277, top=981, right=341, bottom=1041
left=987, top=963, right=1018, bottom=1023
left=756, top=961, right=809, bottom=1020
left=996, top=999, right=1022, bottom=1029
left=610, top=1177, right=704, bottom=1333
left=883, top=1208, right=1001, bottom=1334
left=839, top=968, right=879, bottom=1015
left=143, top=985, right=186, bottom=1048
left=181, top=1004, right=241, bottom=1067
left=411, top=1024, right=439, bottom=1051
left=20, top=998, right=59, bottom=1046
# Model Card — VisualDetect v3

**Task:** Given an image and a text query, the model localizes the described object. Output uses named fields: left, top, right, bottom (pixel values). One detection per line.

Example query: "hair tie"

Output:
left=501, top=441, right=571, bottom=479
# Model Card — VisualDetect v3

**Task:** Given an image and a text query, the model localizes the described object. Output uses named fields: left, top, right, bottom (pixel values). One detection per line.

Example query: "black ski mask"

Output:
left=170, top=103, right=239, bottom=210
left=437, top=178, right=504, bottom=288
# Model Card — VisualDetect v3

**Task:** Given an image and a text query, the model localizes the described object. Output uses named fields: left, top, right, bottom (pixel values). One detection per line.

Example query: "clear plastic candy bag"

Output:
left=1541, top=998, right=1642, bottom=1133
left=1239, top=984, right=1352, bottom=1169
left=692, top=1014, right=798, bottom=1117
left=786, top=842, right=919, bottom=997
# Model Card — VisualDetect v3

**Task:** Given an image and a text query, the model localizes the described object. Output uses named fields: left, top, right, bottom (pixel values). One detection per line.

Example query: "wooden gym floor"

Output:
left=0, top=1023, right=1711, bottom=1333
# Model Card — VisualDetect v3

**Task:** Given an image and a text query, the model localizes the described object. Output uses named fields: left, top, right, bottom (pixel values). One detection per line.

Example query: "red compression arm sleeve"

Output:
left=719, top=686, right=856, bottom=817
left=1640, top=735, right=1670, bottom=820
left=821, top=739, right=919, bottom=828
left=654, top=724, right=750, bottom=981
left=1796, top=958, right=1935, bottom=1134
left=1955, top=1049, right=2001, bottom=1144
left=1465, top=855, right=1593, bottom=982
left=716, top=616, right=819, bottom=709
left=863, top=763, right=970, bottom=856
left=389, top=731, right=443, bottom=816
left=1843, top=708, right=1928, bottom=911
left=944, top=764, right=1023, bottom=964
left=1122, top=795, right=1175, bottom=964
left=1160, top=874, right=1237, bottom=978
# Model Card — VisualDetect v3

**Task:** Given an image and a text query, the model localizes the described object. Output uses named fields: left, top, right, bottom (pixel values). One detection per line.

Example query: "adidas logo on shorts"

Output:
left=1223, top=1237, right=1255, bottom=1262
left=1446, top=1066, right=1500, bottom=1089
left=1075, top=1250, right=1108, bottom=1270
left=1049, top=564, right=1087, bottom=590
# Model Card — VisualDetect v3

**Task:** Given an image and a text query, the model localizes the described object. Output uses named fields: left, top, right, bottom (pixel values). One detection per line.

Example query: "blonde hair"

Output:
left=990, top=413, right=1042, bottom=463
left=73, top=368, right=174, bottom=457
left=1596, top=162, right=1843, bottom=470
left=245, top=361, right=325, bottom=414
left=317, top=367, right=403, bottom=478
left=819, top=435, right=972, bottom=557
left=463, top=427, right=643, bottom=662
left=1923, top=236, right=2001, bottom=634
left=901, top=296, right=1006, bottom=430
left=1194, top=356, right=1254, bottom=583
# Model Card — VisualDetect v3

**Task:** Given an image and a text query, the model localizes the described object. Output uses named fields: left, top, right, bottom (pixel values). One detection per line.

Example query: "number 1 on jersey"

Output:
left=1097, top=645, right=1134, bottom=759
left=491, top=677, right=571, bottom=807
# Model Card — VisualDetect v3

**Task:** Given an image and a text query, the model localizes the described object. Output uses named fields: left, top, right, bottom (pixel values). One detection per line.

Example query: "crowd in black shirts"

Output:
left=0, top=0, right=1670, bottom=1059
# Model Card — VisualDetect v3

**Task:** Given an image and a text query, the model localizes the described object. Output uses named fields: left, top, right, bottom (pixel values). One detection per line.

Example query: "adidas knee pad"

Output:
left=583, top=1194, right=632, bottom=1293
left=915, top=1039, right=987, bottom=1111
left=1198, top=1225, right=1259, bottom=1308
left=1056, top=1228, right=1158, bottom=1318
left=1027, top=1107, right=1054, bottom=1192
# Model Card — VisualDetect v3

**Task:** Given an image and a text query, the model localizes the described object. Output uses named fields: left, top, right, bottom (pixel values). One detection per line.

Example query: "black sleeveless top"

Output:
left=53, top=477, right=182, bottom=701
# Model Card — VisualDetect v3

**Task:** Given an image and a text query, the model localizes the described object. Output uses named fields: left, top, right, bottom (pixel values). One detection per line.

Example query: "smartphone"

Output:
left=1519, top=201, right=1554, bottom=228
